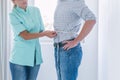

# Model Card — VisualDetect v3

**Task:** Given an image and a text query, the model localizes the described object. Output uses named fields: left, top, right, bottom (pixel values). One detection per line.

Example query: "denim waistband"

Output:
left=54, top=38, right=75, bottom=47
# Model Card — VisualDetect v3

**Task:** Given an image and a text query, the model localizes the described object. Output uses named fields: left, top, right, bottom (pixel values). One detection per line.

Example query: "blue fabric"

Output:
left=54, top=43, right=83, bottom=80
left=10, top=62, right=40, bottom=80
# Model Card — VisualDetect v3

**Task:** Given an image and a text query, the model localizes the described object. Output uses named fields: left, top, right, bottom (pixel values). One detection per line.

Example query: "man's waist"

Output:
left=56, top=30, right=77, bottom=34
left=54, top=38, right=75, bottom=47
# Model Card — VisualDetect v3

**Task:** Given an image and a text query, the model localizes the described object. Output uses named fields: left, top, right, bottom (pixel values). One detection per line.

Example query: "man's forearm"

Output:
left=74, top=20, right=96, bottom=43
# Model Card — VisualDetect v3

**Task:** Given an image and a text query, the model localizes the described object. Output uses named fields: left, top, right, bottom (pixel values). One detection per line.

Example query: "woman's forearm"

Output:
left=19, top=30, right=56, bottom=40
left=19, top=31, right=46, bottom=40
left=74, top=20, right=96, bottom=43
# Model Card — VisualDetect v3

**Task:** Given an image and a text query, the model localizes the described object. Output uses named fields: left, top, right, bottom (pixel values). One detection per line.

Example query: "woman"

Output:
left=54, top=0, right=96, bottom=80
left=9, top=0, right=56, bottom=80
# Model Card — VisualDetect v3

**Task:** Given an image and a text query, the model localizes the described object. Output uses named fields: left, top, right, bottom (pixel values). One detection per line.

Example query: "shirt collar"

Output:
left=14, top=6, right=29, bottom=14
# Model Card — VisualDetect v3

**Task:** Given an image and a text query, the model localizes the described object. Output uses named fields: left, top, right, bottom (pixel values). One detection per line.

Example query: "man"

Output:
left=53, top=0, right=96, bottom=80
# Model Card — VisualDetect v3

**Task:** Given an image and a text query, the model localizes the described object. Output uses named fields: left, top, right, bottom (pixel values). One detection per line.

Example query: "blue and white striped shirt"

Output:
left=54, top=0, right=96, bottom=43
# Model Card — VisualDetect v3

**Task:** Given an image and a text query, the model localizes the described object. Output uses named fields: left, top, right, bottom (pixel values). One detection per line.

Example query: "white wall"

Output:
left=78, top=0, right=98, bottom=80
left=38, top=40, right=57, bottom=80
left=0, top=0, right=12, bottom=80
left=0, top=0, right=2, bottom=79
left=99, top=0, right=120, bottom=80
left=37, top=0, right=98, bottom=80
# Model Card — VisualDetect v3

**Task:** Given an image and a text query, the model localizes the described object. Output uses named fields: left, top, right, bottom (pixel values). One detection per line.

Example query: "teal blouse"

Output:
left=9, top=6, right=44, bottom=66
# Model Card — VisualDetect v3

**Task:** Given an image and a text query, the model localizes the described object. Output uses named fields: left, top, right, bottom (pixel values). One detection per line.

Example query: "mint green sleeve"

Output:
left=9, top=13, right=26, bottom=36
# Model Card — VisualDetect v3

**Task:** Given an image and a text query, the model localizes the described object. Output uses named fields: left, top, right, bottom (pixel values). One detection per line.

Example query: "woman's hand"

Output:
left=44, top=30, right=57, bottom=38
left=63, top=39, right=78, bottom=50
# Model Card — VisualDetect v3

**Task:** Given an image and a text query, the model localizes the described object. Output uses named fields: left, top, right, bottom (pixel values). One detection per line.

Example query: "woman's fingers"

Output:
left=50, top=32, right=57, bottom=38
left=45, top=30, right=57, bottom=38
left=52, top=31, right=57, bottom=36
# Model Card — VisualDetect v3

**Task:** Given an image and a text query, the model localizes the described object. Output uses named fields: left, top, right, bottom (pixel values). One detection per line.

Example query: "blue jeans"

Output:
left=54, top=42, right=83, bottom=80
left=10, top=62, right=40, bottom=80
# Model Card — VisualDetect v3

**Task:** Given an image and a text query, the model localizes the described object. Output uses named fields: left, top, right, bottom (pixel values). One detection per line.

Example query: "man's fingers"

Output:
left=63, top=44, right=68, bottom=50
left=63, top=43, right=71, bottom=50
left=63, top=41, right=70, bottom=44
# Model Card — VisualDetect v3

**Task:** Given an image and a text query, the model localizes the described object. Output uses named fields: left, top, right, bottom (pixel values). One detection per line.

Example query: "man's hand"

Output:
left=63, top=40, right=78, bottom=50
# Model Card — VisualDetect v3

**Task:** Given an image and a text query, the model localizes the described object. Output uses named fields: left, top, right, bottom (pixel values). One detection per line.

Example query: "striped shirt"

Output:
left=54, top=0, right=96, bottom=43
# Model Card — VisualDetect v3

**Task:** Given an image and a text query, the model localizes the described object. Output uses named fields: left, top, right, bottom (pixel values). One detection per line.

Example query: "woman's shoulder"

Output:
left=9, top=9, right=16, bottom=19
left=9, top=8, right=16, bottom=16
